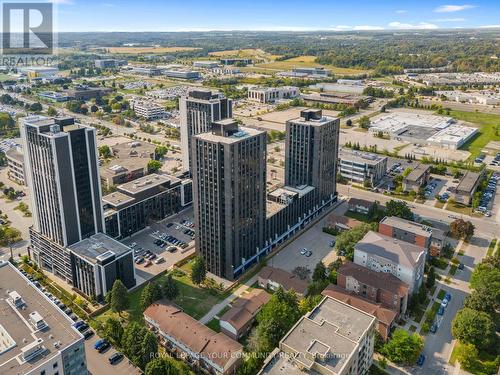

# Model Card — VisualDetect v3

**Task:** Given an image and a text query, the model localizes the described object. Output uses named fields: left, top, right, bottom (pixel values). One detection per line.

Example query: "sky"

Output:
left=47, top=0, right=500, bottom=32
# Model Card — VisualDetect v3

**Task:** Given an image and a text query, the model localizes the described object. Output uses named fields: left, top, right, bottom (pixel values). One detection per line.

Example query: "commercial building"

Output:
left=130, top=98, right=167, bottom=120
left=285, top=109, right=339, bottom=202
left=220, top=58, right=252, bottom=65
left=248, top=86, right=300, bottom=103
left=257, top=266, right=309, bottom=297
left=452, top=171, right=483, bottom=205
left=379, top=216, right=446, bottom=257
left=220, top=289, right=271, bottom=340
left=402, top=164, right=431, bottom=192
left=338, top=149, right=387, bottom=186
left=409, top=72, right=500, bottom=86
left=213, top=67, right=241, bottom=75
left=5, top=146, right=25, bottom=185
left=426, top=125, right=478, bottom=150
left=0, top=260, right=88, bottom=375
left=354, top=231, right=426, bottom=294
left=337, top=261, right=409, bottom=316
left=193, top=61, right=220, bottom=69
left=19, top=66, right=59, bottom=79
left=103, top=174, right=192, bottom=239
left=39, top=91, right=71, bottom=102
left=179, top=89, right=232, bottom=172
left=21, top=116, right=104, bottom=283
left=68, top=232, right=136, bottom=301
left=259, top=296, right=376, bottom=375
left=66, top=86, right=113, bottom=100
left=192, top=120, right=267, bottom=280
left=322, top=285, right=397, bottom=341
left=130, top=66, right=163, bottom=76
left=144, top=301, right=243, bottom=375
left=302, top=93, right=371, bottom=107
left=94, top=59, right=127, bottom=69
left=162, top=69, right=201, bottom=80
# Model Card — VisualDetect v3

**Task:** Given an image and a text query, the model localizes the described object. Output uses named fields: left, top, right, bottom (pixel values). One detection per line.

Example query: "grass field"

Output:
left=445, top=201, right=483, bottom=217
left=447, top=110, right=500, bottom=159
left=208, top=48, right=269, bottom=57
left=100, top=46, right=200, bottom=54
left=253, top=57, right=370, bottom=75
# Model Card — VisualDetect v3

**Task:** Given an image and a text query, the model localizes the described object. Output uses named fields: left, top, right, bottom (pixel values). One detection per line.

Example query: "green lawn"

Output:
left=344, top=210, right=371, bottom=223
left=437, top=289, right=446, bottom=300
left=449, top=264, right=458, bottom=276
left=445, top=110, right=500, bottom=159
left=206, top=318, right=221, bottom=332
left=445, top=201, right=482, bottom=217
left=487, top=238, right=497, bottom=257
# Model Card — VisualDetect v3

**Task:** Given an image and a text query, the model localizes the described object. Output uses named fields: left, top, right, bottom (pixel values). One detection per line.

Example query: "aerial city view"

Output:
left=0, top=1, right=499, bottom=375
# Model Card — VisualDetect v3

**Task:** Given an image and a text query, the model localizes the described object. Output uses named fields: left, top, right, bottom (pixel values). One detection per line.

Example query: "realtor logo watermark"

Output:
left=1, top=2, right=57, bottom=67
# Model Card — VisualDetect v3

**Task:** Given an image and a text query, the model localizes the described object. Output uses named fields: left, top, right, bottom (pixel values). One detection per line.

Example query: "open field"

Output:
left=97, top=46, right=201, bottom=54
left=208, top=48, right=275, bottom=58
left=254, top=57, right=371, bottom=75
left=446, top=110, right=500, bottom=158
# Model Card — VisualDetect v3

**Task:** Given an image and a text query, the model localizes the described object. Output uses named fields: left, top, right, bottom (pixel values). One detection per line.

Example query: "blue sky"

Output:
left=50, top=0, right=499, bottom=32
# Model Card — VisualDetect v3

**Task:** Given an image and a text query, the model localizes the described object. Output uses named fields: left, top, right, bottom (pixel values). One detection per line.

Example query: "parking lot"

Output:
left=85, top=334, right=142, bottom=375
left=121, top=208, right=196, bottom=283
left=269, top=213, right=338, bottom=274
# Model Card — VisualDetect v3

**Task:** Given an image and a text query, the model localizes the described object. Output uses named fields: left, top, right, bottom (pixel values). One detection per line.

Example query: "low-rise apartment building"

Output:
left=402, top=164, right=431, bottom=192
left=220, top=289, right=270, bottom=340
left=0, top=260, right=88, bottom=375
left=452, top=171, right=482, bottom=205
left=379, top=216, right=446, bottom=257
left=337, top=261, right=409, bottom=315
left=144, top=301, right=243, bottom=375
left=322, top=285, right=397, bottom=341
left=248, top=86, right=299, bottom=103
left=6, top=147, right=25, bottom=185
left=338, top=149, right=387, bottom=186
left=354, top=231, right=426, bottom=294
left=259, top=295, right=376, bottom=375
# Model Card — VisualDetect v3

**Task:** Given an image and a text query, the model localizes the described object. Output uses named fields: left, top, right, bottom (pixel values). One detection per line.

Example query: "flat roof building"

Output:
left=0, top=260, right=87, bottom=375
left=131, top=99, right=167, bottom=120
left=5, top=146, right=25, bottom=185
left=259, top=295, right=376, bottom=375
left=452, top=171, right=483, bottom=205
left=339, top=149, right=387, bottom=186
left=248, top=86, right=300, bottom=103
left=354, top=231, right=426, bottom=293
left=402, top=164, right=431, bottom=192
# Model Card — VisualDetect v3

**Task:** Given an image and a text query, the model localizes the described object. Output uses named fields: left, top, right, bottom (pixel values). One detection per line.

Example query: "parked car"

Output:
left=458, top=263, right=464, bottom=270
left=438, top=306, right=445, bottom=315
left=430, top=323, right=438, bottom=333
left=416, top=354, right=426, bottom=367
left=108, top=352, right=124, bottom=365
left=154, top=257, right=165, bottom=264
left=441, top=299, right=448, bottom=308
left=94, top=339, right=106, bottom=350
left=98, top=341, right=111, bottom=353
left=77, top=323, right=89, bottom=332
left=83, top=330, right=95, bottom=340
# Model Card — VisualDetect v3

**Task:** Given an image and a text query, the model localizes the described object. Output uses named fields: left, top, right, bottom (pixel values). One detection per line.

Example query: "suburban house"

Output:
left=220, top=289, right=271, bottom=340
left=379, top=216, right=446, bottom=257
left=322, top=284, right=397, bottom=341
left=327, top=214, right=362, bottom=231
left=347, top=197, right=375, bottom=215
left=144, top=301, right=243, bottom=375
left=337, top=261, right=409, bottom=315
left=354, top=231, right=426, bottom=294
left=402, top=164, right=431, bottom=192
left=257, top=266, right=308, bottom=297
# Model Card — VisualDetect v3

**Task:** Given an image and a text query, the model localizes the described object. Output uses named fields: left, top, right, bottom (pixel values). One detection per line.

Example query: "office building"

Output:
left=6, top=146, right=25, bottom=185
left=220, top=58, right=252, bottom=65
left=103, top=174, right=192, bottom=239
left=192, top=120, right=267, bottom=280
left=339, top=149, right=387, bottom=186
left=354, top=231, right=426, bottom=294
left=131, top=98, right=167, bottom=120
left=179, top=89, right=232, bottom=172
left=452, top=171, right=482, bottom=205
left=66, top=85, right=112, bottom=100
left=248, top=86, right=299, bottom=103
left=162, top=69, right=200, bottom=80
left=94, top=59, right=127, bottom=69
left=21, top=116, right=104, bottom=282
left=68, top=233, right=136, bottom=301
left=285, top=109, right=339, bottom=202
left=144, top=301, right=243, bottom=375
left=0, top=260, right=88, bottom=375
left=193, top=61, right=220, bottom=69
left=337, top=261, right=409, bottom=316
left=402, top=164, right=431, bottom=192
left=259, top=296, right=376, bottom=375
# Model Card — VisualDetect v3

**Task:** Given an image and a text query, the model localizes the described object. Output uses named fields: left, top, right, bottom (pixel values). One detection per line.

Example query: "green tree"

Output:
left=103, top=317, right=124, bottom=346
left=98, top=145, right=112, bottom=158
left=155, top=145, right=169, bottom=159
left=162, top=273, right=179, bottom=300
left=110, top=280, right=129, bottom=316
left=140, top=282, right=163, bottom=311
left=451, top=308, right=495, bottom=350
left=191, top=256, right=206, bottom=285
left=122, top=322, right=146, bottom=366
left=359, top=116, right=371, bottom=129
left=145, top=358, right=180, bottom=375
left=464, top=287, right=498, bottom=314
left=147, top=160, right=162, bottom=173
left=312, top=261, right=327, bottom=283
left=426, top=267, right=436, bottom=289
left=47, top=107, right=58, bottom=116
left=385, top=200, right=413, bottom=220
left=454, top=343, right=479, bottom=370
left=141, top=331, right=158, bottom=369
left=381, top=329, right=424, bottom=365
left=449, top=219, right=475, bottom=239
left=335, top=223, right=375, bottom=260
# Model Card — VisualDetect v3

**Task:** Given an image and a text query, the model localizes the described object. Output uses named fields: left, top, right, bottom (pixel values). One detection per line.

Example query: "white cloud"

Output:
left=477, top=25, right=500, bottom=28
left=433, top=17, right=466, bottom=22
left=388, top=21, right=439, bottom=29
left=395, top=10, right=407, bottom=14
left=329, top=25, right=352, bottom=31
left=434, top=4, right=476, bottom=13
left=353, top=25, right=384, bottom=30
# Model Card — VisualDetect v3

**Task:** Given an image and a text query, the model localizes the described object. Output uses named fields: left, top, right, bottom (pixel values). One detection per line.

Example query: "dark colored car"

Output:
left=108, top=352, right=124, bottom=365
left=416, top=354, right=426, bottom=366
left=98, top=341, right=111, bottom=353
left=83, top=330, right=95, bottom=340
